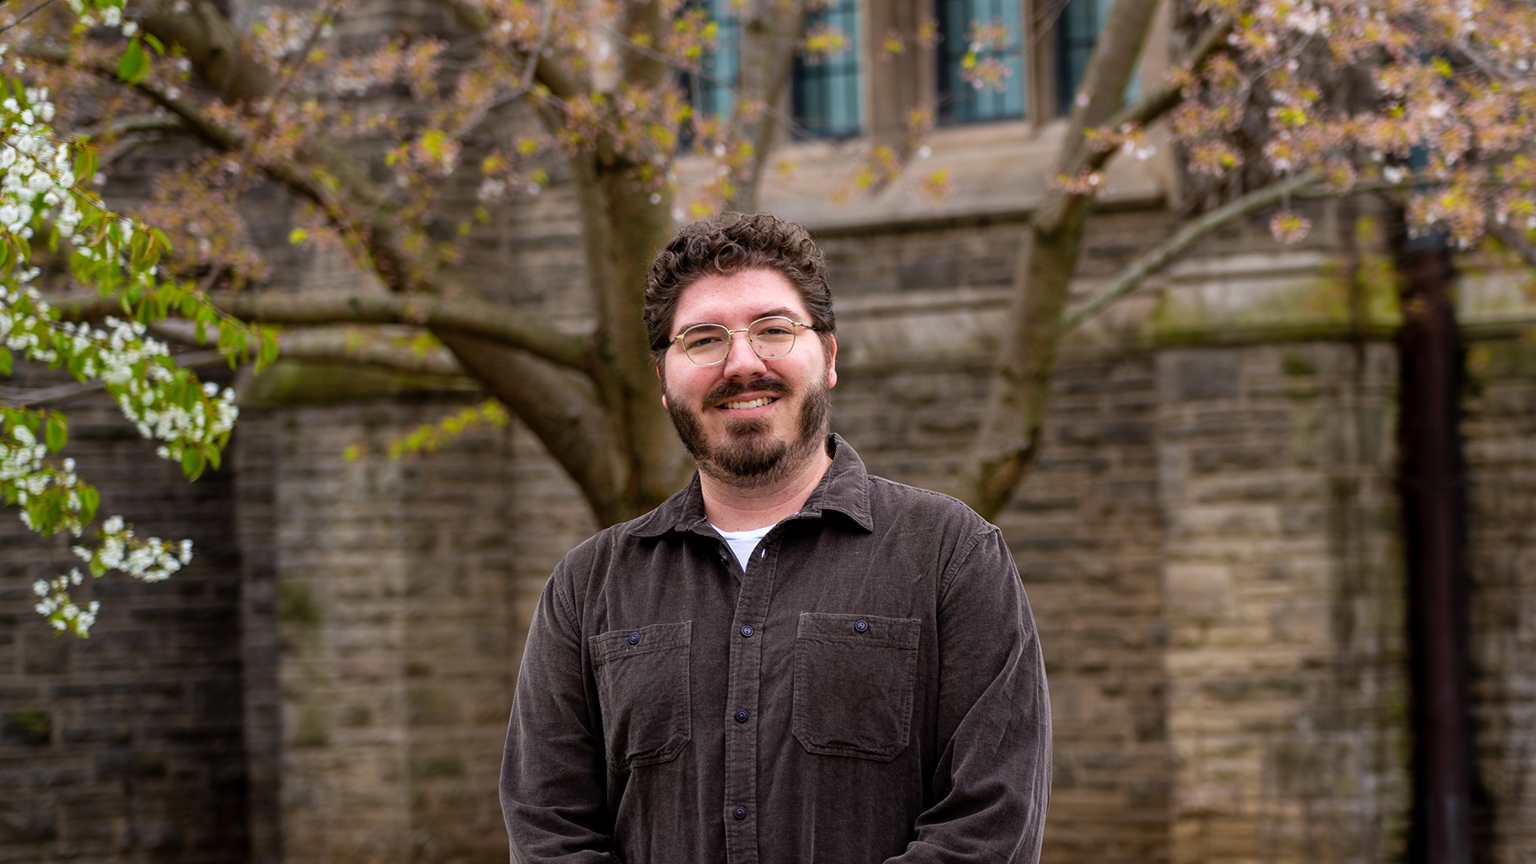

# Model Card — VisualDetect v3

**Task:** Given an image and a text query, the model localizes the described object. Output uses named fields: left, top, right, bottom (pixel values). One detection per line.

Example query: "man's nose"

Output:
left=721, top=330, right=767, bottom=379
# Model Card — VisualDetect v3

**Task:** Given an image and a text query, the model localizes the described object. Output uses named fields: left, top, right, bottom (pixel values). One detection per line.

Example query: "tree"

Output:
left=955, top=0, right=1536, bottom=516
left=4, top=0, right=1535, bottom=632
left=0, top=0, right=276, bottom=635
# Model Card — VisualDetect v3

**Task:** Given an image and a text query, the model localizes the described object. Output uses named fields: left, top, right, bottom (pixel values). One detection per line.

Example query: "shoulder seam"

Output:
left=937, top=525, right=1001, bottom=601
left=549, top=565, right=579, bottom=632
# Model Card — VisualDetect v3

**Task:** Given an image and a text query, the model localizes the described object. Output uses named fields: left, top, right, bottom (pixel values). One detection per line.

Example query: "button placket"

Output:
left=721, top=529, right=778, bottom=864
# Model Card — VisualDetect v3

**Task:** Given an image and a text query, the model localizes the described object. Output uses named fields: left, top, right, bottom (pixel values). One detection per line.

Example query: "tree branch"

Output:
left=0, top=0, right=57, bottom=34
left=1061, top=168, right=1326, bottom=331
left=441, top=0, right=584, bottom=101
left=1068, top=12, right=1236, bottom=176
left=68, top=1, right=454, bottom=297
left=952, top=1, right=1229, bottom=519
left=0, top=351, right=224, bottom=407
left=433, top=329, right=634, bottom=526
left=140, top=0, right=277, bottom=103
left=26, top=41, right=427, bottom=293
left=1036, top=0, right=1163, bottom=235
left=726, top=0, right=808, bottom=211
left=270, top=328, right=466, bottom=378
left=47, top=290, right=594, bottom=372
left=74, top=111, right=185, bottom=139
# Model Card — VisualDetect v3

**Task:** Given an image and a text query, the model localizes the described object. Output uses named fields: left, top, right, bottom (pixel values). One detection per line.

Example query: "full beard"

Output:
left=666, top=370, right=831, bottom=490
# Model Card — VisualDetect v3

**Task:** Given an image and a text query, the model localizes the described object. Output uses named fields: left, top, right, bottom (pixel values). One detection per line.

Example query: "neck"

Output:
left=700, top=442, right=833, bottom=532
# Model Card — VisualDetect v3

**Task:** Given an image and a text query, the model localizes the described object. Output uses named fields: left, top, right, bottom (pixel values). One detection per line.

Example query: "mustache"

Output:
left=704, top=377, right=792, bottom=407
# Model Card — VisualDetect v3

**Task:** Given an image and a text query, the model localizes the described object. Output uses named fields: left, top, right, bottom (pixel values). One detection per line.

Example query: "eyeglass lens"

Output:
left=681, top=317, right=800, bottom=365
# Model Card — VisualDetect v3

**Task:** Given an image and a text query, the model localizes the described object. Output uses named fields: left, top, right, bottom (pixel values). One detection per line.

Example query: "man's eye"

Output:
left=755, top=325, right=793, bottom=337
left=686, top=334, right=723, bottom=349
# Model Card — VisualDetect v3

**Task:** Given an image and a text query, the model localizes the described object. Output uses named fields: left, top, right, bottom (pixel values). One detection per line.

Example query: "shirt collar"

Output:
left=628, top=433, right=875, bottom=538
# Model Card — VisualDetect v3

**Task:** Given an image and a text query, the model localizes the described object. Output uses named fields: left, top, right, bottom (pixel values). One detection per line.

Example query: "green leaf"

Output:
left=73, top=147, right=97, bottom=182
left=257, top=329, right=280, bottom=370
left=117, top=38, right=150, bottom=85
left=288, top=227, right=308, bottom=245
left=180, top=447, right=206, bottom=481
left=79, top=485, right=99, bottom=524
left=0, top=348, right=11, bottom=376
left=143, top=33, right=165, bottom=56
left=44, top=415, right=67, bottom=452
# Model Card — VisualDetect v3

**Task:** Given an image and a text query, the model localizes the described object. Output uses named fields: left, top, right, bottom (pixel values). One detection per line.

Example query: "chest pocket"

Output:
left=589, top=620, right=693, bottom=773
left=792, top=612, right=921, bottom=762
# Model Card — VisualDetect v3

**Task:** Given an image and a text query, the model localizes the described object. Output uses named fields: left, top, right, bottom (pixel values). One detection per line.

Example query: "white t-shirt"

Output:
left=712, top=523, right=774, bottom=572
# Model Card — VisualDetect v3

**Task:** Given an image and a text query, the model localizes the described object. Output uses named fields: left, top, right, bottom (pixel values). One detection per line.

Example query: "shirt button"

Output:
left=854, top=619, right=869, bottom=634
left=740, top=625, right=754, bottom=638
left=733, top=806, right=747, bottom=820
left=628, top=632, right=641, bottom=645
left=734, top=709, right=749, bottom=723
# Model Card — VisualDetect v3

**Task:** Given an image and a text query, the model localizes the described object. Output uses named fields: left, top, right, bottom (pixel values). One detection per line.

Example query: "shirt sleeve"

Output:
left=500, top=563, right=621, bottom=864
left=887, top=526, right=1052, bottom=864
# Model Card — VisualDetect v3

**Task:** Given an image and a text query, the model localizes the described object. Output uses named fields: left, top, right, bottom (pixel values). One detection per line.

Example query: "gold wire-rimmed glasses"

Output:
left=670, top=316, right=818, bottom=366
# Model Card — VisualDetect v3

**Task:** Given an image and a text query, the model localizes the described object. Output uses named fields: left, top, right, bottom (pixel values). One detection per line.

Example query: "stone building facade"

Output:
left=5, top=3, right=1536, bottom=861
left=6, top=188, right=1536, bottom=861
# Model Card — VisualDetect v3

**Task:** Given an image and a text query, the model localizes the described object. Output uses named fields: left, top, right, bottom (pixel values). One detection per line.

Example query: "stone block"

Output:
left=1166, top=565, right=1233, bottom=625
left=19, top=634, right=68, bottom=675
left=0, top=807, right=57, bottom=843
left=0, top=710, right=51, bottom=746
left=1164, top=351, right=1241, bottom=401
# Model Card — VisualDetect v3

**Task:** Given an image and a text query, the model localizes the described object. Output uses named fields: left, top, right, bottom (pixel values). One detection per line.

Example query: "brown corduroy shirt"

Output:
left=500, top=435, right=1051, bottom=864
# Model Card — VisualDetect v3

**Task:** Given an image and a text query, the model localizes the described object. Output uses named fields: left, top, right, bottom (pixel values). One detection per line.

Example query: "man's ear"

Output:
left=656, top=361, right=668, bottom=408
left=826, top=335, right=838, bottom=389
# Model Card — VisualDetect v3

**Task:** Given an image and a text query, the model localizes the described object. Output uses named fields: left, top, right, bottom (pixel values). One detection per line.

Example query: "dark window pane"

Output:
left=1054, top=0, right=1137, bottom=116
left=937, top=0, right=1026, bottom=125
left=792, top=0, right=862, bottom=138
left=679, top=0, right=741, bottom=140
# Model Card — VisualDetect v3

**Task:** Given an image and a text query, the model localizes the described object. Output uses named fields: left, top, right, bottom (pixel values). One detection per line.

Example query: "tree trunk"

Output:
left=728, top=0, right=808, bottom=212
left=951, top=0, right=1161, bottom=519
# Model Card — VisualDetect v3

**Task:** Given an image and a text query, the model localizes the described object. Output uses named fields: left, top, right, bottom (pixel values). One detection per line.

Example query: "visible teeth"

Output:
left=722, top=397, right=773, bottom=410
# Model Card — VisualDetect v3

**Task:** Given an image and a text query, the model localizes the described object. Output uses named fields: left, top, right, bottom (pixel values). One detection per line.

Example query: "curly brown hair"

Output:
left=643, top=212, right=835, bottom=365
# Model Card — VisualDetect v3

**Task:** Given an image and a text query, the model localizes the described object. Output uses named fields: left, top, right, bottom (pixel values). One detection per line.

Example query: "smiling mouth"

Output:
left=720, top=396, right=776, bottom=410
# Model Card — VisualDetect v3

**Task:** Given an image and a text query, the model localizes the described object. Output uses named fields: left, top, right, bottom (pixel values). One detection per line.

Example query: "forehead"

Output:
left=672, top=268, right=811, bottom=330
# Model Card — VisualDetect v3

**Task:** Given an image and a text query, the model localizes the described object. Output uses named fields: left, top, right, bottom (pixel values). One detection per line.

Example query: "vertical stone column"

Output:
left=241, top=396, right=536, bottom=864
left=1158, top=344, right=1408, bottom=863
left=272, top=402, right=415, bottom=864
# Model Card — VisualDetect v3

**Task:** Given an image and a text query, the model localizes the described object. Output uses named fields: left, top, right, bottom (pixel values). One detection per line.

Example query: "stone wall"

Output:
left=6, top=206, right=1536, bottom=864
left=1157, top=343, right=1407, bottom=863
left=0, top=374, right=249, bottom=861
left=231, top=396, right=532, bottom=864
left=834, top=299, right=1171, bottom=862
left=1464, top=333, right=1536, bottom=863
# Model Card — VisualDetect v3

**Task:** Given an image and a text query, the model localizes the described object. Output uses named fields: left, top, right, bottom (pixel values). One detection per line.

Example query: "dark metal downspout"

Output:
left=1391, top=210, right=1473, bottom=864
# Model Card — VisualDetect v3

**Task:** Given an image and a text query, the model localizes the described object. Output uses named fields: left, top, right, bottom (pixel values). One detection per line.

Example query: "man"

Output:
left=500, top=212, right=1051, bottom=863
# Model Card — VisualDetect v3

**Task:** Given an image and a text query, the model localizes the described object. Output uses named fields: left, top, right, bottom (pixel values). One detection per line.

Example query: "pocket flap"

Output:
left=590, top=620, right=693, bottom=666
left=797, top=612, right=920, bottom=649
